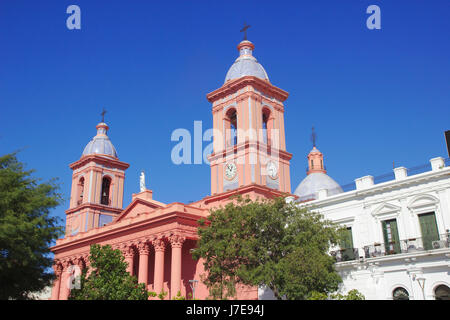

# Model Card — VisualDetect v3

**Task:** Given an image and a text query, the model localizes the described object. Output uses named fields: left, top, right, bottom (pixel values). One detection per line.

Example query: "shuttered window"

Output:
left=382, top=219, right=400, bottom=254
left=419, top=212, right=439, bottom=250
left=340, top=227, right=356, bottom=260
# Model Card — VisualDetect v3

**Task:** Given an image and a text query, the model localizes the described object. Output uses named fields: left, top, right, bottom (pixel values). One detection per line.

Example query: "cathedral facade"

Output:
left=50, top=39, right=293, bottom=300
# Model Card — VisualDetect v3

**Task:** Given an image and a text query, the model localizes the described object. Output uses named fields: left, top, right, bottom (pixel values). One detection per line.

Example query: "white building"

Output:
left=293, top=146, right=450, bottom=300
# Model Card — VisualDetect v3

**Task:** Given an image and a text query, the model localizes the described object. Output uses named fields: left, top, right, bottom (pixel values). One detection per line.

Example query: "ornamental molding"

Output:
left=152, top=238, right=167, bottom=252
left=137, top=242, right=151, bottom=255
left=407, top=193, right=439, bottom=212
left=53, top=263, right=63, bottom=275
left=371, top=202, right=401, bottom=220
left=168, top=234, right=186, bottom=248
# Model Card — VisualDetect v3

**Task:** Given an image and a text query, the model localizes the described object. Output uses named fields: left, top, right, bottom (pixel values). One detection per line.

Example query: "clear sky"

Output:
left=1, top=1, right=449, bottom=229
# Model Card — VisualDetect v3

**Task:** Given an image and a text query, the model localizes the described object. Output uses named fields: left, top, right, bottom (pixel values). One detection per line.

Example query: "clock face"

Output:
left=267, top=161, right=278, bottom=180
left=225, top=162, right=237, bottom=180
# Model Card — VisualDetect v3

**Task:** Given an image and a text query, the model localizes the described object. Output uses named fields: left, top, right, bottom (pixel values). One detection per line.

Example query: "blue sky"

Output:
left=1, top=1, right=449, bottom=229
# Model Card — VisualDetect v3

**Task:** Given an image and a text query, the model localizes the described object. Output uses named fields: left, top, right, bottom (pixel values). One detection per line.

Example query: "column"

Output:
left=137, top=242, right=150, bottom=287
left=152, top=238, right=166, bottom=295
left=169, top=235, right=186, bottom=298
left=122, top=245, right=135, bottom=275
left=50, top=264, right=62, bottom=300
left=59, top=261, right=72, bottom=300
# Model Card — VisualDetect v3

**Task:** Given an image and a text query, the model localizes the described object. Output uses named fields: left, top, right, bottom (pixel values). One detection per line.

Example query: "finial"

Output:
left=311, top=126, right=317, bottom=148
left=101, top=108, right=107, bottom=123
left=240, top=23, right=251, bottom=41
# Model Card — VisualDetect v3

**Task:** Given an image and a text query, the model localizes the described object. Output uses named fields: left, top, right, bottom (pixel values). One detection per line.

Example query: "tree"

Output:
left=192, top=196, right=346, bottom=300
left=69, top=244, right=150, bottom=300
left=0, top=152, right=63, bottom=300
left=308, top=289, right=366, bottom=300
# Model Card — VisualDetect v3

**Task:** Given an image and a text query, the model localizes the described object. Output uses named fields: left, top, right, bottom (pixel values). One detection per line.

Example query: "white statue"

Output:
left=140, top=170, right=146, bottom=192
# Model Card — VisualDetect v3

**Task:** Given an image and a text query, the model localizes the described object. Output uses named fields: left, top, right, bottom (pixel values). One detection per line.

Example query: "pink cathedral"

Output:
left=50, top=39, right=296, bottom=300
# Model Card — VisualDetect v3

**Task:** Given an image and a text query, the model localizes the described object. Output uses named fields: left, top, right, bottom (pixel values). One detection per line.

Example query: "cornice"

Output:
left=208, top=141, right=292, bottom=162
left=207, top=76, right=289, bottom=103
left=202, top=183, right=295, bottom=205
left=69, top=155, right=130, bottom=171
left=52, top=207, right=205, bottom=254
left=65, top=203, right=124, bottom=215
left=301, top=167, right=450, bottom=208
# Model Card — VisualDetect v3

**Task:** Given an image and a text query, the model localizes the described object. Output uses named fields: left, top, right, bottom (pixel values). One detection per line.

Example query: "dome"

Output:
left=224, top=40, right=269, bottom=83
left=82, top=122, right=118, bottom=158
left=294, top=172, right=343, bottom=201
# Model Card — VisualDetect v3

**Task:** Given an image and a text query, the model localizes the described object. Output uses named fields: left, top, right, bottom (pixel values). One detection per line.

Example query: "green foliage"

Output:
left=157, top=289, right=168, bottom=300
left=69, top=244, right=149, bottom=300
left=172, top=291, right=186, bottom=300
left=340, top=289, right=365, bottom=300
left=308, top=289, right=366, bottom=300
left=192, top=196, right=345, bottom=300
left=0, top=153, right=63, bottom=300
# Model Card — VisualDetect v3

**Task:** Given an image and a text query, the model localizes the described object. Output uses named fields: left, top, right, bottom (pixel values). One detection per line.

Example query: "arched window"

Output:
left=100, top=177, right=111, bottom=205
left=225, top=108, right=237, bottom=147
left=434, top=285, right=450, bottom=300
left=392, top=287, right=409, bottom=300
left=262, top=108, right=272, bottom=145
left=77, top=177, right=84, bottom=205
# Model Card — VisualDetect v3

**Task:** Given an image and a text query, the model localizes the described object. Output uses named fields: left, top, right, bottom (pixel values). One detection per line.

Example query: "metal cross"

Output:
left=311, top=126, right=317, bottom=147
left=101, top=108, right=107, bottom=123
left=240, top=23, right=251, bottom=40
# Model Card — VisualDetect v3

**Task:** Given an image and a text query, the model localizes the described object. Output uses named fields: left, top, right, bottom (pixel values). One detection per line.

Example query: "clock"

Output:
left=267, top=161, right=278, bottom=180
left=225, top=161, right=237, bottom=180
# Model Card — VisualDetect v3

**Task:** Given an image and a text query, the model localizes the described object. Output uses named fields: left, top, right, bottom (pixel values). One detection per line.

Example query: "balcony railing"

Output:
left=363, top=233, right=450, bottom=259
left=330, top=248, right=359, bottom=262
left=330, top=234, right=450, bottom=262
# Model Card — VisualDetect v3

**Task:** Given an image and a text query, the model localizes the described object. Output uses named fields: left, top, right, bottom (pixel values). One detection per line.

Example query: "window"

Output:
left=100, top=177, right=111, bottom=205
left=393, top=287, right=409, bottom=300
left=340, top=227, right=356, bottom=261
left=382, top=219, right=400, bottom=254
left=262, top=112, right=268, bottom=144
left=262, top=108, right=272, bottom=145
left=225, top=108, right=237, bottom=147
left=434, top=285, right=450, bottom=300
left=77, top=177, right=84, bottom=205
left=418, top=212, right=439, bottom=250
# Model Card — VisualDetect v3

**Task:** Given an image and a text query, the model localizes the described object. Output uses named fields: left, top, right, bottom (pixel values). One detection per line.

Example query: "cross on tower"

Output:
left=240, top=23, right=251, bottom=40
left=101, top=108, right=107, bottom=123
left=311, top=126, right=317, bottom=147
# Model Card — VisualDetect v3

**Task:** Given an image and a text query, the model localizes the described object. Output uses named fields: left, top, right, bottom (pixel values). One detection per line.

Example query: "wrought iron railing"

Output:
left=361, top=233, right=450, bottom=259
left=330, top=248, right=359, bottom=262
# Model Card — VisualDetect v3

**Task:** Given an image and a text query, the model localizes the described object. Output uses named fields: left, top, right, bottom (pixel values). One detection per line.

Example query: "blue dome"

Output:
left=225, top=40, right=269, bottom=83
left=294, top=172, right=343, bottom=201
left=82, top=122, right=118, bottom=158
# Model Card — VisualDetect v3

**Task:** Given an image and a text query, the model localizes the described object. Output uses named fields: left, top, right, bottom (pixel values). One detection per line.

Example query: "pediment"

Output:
left=114, top=198, right=165, bottom=222
left=372, top=202, right=401, bottom=217
left=407, top=194, right=439, bottom=210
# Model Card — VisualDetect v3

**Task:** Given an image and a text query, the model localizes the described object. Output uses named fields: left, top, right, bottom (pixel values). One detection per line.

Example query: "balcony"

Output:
left=363, top=233, right=450, bottom=259
left=330, top=248, right=359, bottom=262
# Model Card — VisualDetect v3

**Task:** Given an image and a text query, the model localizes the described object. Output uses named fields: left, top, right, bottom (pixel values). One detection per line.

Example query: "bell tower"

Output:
left=207, top=39, right=292, bottom=196
left=65, top=121, right=129, bottom=236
